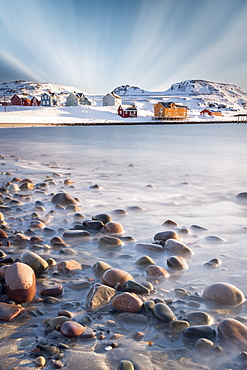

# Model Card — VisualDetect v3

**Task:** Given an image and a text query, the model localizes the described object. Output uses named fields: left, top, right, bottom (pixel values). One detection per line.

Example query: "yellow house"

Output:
left=154, top=102, right=188, bottom=118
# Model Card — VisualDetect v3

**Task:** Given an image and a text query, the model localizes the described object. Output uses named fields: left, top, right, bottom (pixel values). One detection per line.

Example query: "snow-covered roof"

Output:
left=158, top=101, right=187, bottom=108
left=119, top=104, right=137, bottom=110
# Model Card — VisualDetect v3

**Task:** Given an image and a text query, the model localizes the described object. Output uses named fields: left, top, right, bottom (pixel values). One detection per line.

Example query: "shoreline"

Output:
left=0, top=120, right=246, bottom=128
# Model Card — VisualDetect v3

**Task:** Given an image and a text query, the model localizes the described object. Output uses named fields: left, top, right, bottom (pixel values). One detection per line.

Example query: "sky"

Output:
left=0, top=0, right=247, bottom=94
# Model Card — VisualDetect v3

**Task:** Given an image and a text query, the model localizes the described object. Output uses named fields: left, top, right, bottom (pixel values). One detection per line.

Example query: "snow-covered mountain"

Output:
left=112, top=80, right=247, bottom=113
left=0, top=80, right=88, bottom=99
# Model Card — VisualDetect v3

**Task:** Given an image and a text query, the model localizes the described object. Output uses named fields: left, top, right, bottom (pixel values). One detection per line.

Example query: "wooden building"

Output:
left=11, top=94, right=31, bottom=106
left=200, top=109, right=222, bottom=116
left=154, top=102, right=188, bottom=118
left=118, top=105, right=137, bottom=118
left=31, top=97, right=40, bottom=106
left=103, top=92, right=122, bottom=106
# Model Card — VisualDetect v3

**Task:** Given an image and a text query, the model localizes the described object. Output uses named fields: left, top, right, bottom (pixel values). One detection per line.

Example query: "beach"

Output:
left=0, top=124, right=247, bottom=369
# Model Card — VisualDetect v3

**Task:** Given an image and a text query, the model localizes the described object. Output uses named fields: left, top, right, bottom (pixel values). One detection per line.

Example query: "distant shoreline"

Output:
left=0, top=120, right=246, bottom=128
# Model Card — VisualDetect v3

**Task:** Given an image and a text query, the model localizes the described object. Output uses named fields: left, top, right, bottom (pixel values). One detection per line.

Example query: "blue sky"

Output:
left=0, top=0, right=247, bottom=94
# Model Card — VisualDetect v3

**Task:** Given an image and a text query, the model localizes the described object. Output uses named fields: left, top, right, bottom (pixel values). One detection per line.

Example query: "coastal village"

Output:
left=0, top=79, right=247, bottom=124
left=1, top=90, right=226, bottom=120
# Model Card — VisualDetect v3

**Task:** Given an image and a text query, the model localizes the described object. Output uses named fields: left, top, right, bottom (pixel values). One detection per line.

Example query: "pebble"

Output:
left=236, top=192, right=247, bottom=202
left=195, top=338, right=214, bottom=352
left=104, top=221, right=124, bottom=234
left=40, top=284, right=63, bottom=297
left=203, top=258, right=221, bottom=268
left=0, top=229, right=8, bottom=239
left=35, top=356, right=46, bottom=367
left=0, top=302, right=25, bottom=321
left=60, top=321, right=85, bottom=338
left=183, top=325, right=216, bottom=341
left=144, top=300, right=155, bottom=312
left=92, top=261, right=111, bottom=275
left=98, top=235, right=123, bottom=249
left=102, top=268, right=134, bottom=288
left=51, top=192, right=78, bottom=206
left=86, top=283, right=116, bottom=310
left=162, top=219, right=178, bottom=228
left=218, top=318, right=247, bottom=350
left=57, top=260, right=82, bottom=274
left=167, top=255, right=187, bottom=270
left=170, top=320, right=190, bottom=333
left=154, top=230, right=181, bottom=243
left=5, top=262, right=36, bottom=303
left=83, top=219, right=104, bottom=229
left=203, top=282, right=245, bottom=306
left=165, top=239, right=193, bottom=255
left=146, top=265, right=169, bottom=279
left=123, top=280, right=150, bottom=295
left=186, top=311, right=213, bottom=326
left=136, top=243, right=164, bottom=252
left=92, top=213, right=112, bottom=224
left=117, top=360, right=134, bottom=370
left=135, top=255, right=155, bottom=266
left=153, top=303, right=176, bottom=322
left=20, top=251, right=48, bottom=275
left=62, top=230, right=90, bottom=239
left=52, top=360, right=64, bottom=369
left=112, top=292, right=143, bottom=312
left=46, top=316, right=71, bottom=328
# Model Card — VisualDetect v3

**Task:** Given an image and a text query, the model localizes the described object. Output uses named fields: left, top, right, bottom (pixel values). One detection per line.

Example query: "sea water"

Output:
left=0, top=123, right=247, bottom=368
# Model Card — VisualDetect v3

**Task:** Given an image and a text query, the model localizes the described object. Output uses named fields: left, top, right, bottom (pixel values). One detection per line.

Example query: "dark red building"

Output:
left=118, top=104, right=137, bottom=118
left=11, top=94, right=31, bottom=106
left=31, top=97, right=40, bottom=106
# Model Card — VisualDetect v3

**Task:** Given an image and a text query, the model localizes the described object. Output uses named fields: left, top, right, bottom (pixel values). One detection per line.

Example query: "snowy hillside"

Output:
left=0, top=80, right=88, bottom=100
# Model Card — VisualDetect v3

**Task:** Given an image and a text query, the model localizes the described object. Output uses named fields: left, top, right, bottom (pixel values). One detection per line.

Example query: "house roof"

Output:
left=104, top=92, right=122, bottom=99
left=157, top=101, right=187, bottom=108
left=11, top=94, right=31, bottom=100
left=119, top=104, right=137, bottom=111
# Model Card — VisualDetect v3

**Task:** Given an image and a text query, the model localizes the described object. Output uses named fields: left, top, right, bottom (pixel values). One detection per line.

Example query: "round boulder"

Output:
left=102, top=268, right=134, bottom=288
left=218, top=318, right=247, bottom=350
left=5, top=262, right=36, bottom=303
left=51, top=192, right=78, bottom=206
left=203, top=282, right=245, bottom=306
left=20, top=251, right=48, bottom=275
left=112, top=292, right=143, bottom=312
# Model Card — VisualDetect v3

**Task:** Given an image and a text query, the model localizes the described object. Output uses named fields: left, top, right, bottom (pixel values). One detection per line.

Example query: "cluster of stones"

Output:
left=0, top=166, right=247, bottom=369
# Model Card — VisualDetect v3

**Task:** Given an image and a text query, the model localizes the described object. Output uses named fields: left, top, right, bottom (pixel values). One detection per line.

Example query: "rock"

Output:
left=0, top=229, right=8, bottom=239
left=165, top=239, right=193, bottom=255
left=236, top=192, right=247, bottom=202
left=123, top=280, right=150, bottom=295
left=52, top=360, right=64, bottom=369
left=46, top=316, right=71, bottom=328
left=154, top=230, right=181, bottom=243
left=0, top=212, right=4, bottom=221
left=19, top=182, right=34, bottom=190
left=98, top=235, right=123, bottom=249
left=35, top=356, right=46, bottom=367
left=112, top=292, right=143, bottom=312
left=92, top=213, right=112, bottom=224
left=63, top=230, right=90, bottom=239
left=203, top=282, right=245, bottom=306
left=162, top=219, right=178, bottom=228
left=153, top=303, right=176, bottom=322
left=146, top=265, right=169, bottom=279
left=183, top=326, right=216, bottom=341
left=20, top=251, right=48, bottom=275
left=117, top=360, right=134, bottom=370
left=57, top=260, right=82, bottom=274
left=69, top=281, right=91, bottom=290
left=86, top=283, right=116, bottom=310
left=51, top=192, right=78, bottom=206
left=218, top=318, right=247, bottom=350
left=135, top=255, right=155, bottom=266
left=58, top=310, right=73, bottom=318
left=167, top=256, right=187, bottom=270
left=7, top=183, right=20, bottom=192
left=60, top=321, right=85, bottom=338
left=83, top=220, right=104, bottom=229
left=186, top=311, right=213, bottom=326
left=102, top=268, right=134, bottom=288
left=104, top=221, right=124, bottom=234
left=136, top=243, right=164, bottom=252
left=5, top=262, right=36, bottom=303
left=170, top=320, right=190, bottom=333
left=92, top=261, right=111, bottom=276
left=0, top=302, right=25, bottom=321
left=40, top=284, right=63, bottom=297
left=195, top=338, right=214, bottom=352
left=203, top=258, right=221, bottom=268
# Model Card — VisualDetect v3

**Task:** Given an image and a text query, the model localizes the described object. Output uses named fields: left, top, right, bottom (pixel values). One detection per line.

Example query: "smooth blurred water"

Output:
left=1, top=123, right=247, bottom=368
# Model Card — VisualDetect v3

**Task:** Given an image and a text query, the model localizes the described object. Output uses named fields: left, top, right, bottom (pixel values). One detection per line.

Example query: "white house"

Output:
left=103, top=92, right=122, bottom=106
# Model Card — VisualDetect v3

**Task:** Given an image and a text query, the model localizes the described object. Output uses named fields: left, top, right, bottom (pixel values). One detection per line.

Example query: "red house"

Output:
left=31, top=97, right=40, bottom=106
left=118, top=105, right=137, bottom=118
left=200, top=109, right=222, bottom=117
left=11, top=94, right=31, bottom=106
